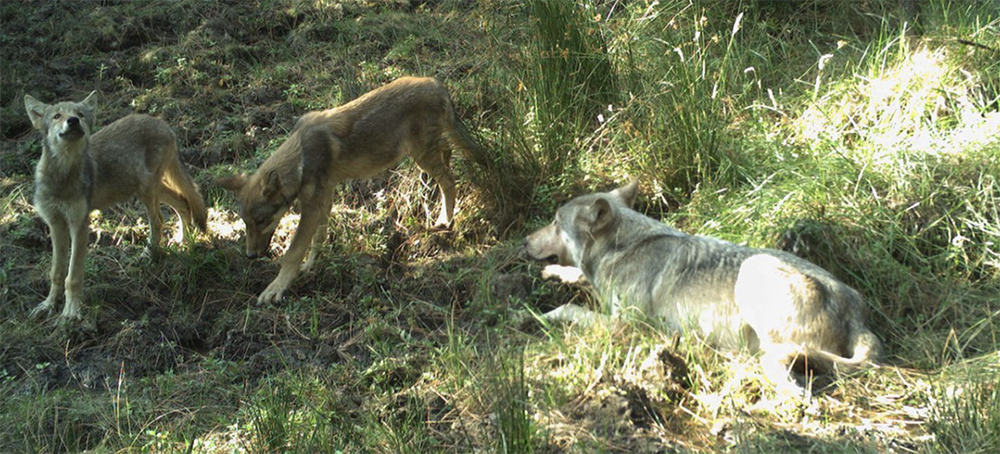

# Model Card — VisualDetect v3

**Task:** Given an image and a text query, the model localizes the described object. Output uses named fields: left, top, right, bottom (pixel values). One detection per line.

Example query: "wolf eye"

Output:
left=52, top=113, right=62, bottom=120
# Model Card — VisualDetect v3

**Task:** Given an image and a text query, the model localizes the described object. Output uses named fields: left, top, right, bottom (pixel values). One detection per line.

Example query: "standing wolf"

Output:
left=217, top=77, right=481, bottom=304
left=24, top=92, right=208, bottom=321
left=525, top=181, right=881, bottom=394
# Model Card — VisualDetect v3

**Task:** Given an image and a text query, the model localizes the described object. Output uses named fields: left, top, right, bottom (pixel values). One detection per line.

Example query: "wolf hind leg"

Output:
left=736, top=254, right=819, bottom=397
left=758, top=343, right=812, bottom=399
left=140, top=193, right=166, bottom=259
left=411, top=134, right=457, bottom=229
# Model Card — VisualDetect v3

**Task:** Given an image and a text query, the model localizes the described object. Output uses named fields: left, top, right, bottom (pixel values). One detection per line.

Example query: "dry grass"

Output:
left=1, top=0, right=999, bottom=452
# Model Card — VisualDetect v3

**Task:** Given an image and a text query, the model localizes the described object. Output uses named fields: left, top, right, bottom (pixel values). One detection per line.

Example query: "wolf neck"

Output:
left=35, top=140, right=94, bottom=200
left=581, top=210, right=676, bottom=289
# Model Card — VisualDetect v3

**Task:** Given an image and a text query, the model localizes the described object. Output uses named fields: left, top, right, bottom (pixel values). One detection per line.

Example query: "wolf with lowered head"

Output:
left=218, top=77, right=481, bottom=304
left=525, top=180, right=881, bottom=395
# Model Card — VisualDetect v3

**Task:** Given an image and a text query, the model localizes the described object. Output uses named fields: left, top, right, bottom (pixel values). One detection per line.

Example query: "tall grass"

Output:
left=486, top=346, right=542, bottom=454
left=242, top=378, right=296, bottom=453
left=474, top=0, right=620, bottom=224
left=610, top=1, right=754, bottom=197
left=927, top=361, right=1000, bottom=453
left=524, top=0, right=617, bottom=176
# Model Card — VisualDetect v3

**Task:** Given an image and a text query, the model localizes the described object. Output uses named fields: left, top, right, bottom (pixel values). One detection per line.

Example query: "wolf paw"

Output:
left=541, top=265, right=587, bottom=284
left=59, top=303, right=84, bottom=322
left=29, top=300, right=56, bottom=319
left=432, top=212, right=453, bottom=231
left=257, top=283, right=286, bottom=305
left=56, top=312, right=96, bottom=333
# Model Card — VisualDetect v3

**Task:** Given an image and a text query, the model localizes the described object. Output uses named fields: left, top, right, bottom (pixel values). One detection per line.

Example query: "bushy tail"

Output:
left=445, top=95, right=492, bottom=171
left=163, top=157, right=208, bottom=233
left=806, top=328, right=882, bottom=374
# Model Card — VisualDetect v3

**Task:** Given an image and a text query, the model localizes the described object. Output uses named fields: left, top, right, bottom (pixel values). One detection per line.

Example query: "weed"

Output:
left=487, top=346, right=543, bottom=453
left=927, top=360, right=1000, bottom=454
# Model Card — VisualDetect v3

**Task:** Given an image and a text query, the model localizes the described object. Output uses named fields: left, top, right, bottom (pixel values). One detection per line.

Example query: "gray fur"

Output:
left=526, top=181, right=881, bottom=394
left=24, top=92, right=207, bottom=322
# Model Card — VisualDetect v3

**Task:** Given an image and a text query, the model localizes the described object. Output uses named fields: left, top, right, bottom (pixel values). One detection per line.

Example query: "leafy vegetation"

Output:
left=2, top=0, right=999, bottom=452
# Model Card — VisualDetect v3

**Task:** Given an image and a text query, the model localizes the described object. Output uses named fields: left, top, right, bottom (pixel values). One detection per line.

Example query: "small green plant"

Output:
left=242, top=378, right=296, bottom=454
left=486, top=346, right=543, bottom=454
left=927, top=365, right=1000, bottom=454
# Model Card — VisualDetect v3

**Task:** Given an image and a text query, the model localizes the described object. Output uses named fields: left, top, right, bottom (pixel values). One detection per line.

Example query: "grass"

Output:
left=926, top=357, right=1000, bottom=454
left=2, top=0, right=1000, bottom=452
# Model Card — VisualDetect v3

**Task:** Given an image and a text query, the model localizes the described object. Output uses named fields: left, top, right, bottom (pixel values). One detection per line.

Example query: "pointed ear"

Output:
left=24, top=95, right=47, bottom=130
left=80, top=91, right=98, bottom=113
left=585, top=197, right=615, bottom=232
left=216, top=175, right=247, bottom=193
left=262, top=170, right=282, bottom=198
left=610, top=179, right=639, bottom=208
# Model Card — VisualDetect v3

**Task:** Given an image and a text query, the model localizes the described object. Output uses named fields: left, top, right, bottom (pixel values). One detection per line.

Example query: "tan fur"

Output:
left=218, top=77, right=480, bottom=304
left=526, top=181, right=881, bottom=396
left=24, top=92, right=208, bottom=321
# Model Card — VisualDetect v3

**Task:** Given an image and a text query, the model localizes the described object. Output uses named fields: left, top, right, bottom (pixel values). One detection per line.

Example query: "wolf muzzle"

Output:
left=60, top=116, right=86, bottom=140
left=246, top=249, right=272, bottom=260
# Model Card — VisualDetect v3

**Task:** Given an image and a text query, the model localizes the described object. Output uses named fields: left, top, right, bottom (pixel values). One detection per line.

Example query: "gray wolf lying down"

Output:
left=525, top=181, right=881, bottom=393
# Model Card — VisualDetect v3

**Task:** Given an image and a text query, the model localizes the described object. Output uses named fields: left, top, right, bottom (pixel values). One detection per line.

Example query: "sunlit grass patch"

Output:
left=795, top=43, right=1000, bottom=163
left=926, top=354, right=1000, bottom=454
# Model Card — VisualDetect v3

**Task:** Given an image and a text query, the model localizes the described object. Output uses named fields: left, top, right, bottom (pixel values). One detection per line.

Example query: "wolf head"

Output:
left=24, top=91, right=98, bottom=153
left=525, top=180, right=639, bottom=267
left=216, top=170, right=295, bottom=259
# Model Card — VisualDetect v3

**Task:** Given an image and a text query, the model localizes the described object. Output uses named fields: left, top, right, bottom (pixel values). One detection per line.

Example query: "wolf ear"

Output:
left=216, top=175, right=247, bottom=193
left=586, top=197, right=615, bottom=232
left=80, top=91, right=98, bottom=118
left=610, top=179, right=639, bottom=208
left=262, top=170, right=282, bottom=199
left=24, top=95, right=48, bottom=130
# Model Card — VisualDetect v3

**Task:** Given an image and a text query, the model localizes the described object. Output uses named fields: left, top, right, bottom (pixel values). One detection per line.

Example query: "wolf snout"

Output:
left=536, top=252, right=560, bottom=264
left=520, top=238, right=539, bottom=258
left=519, top=240, right=535, bottom=260
left=246, top=250, right=269, bottom=260
left=522, top=239, right=558, bottom=263
left=60, top=117, right=85, bottom=138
